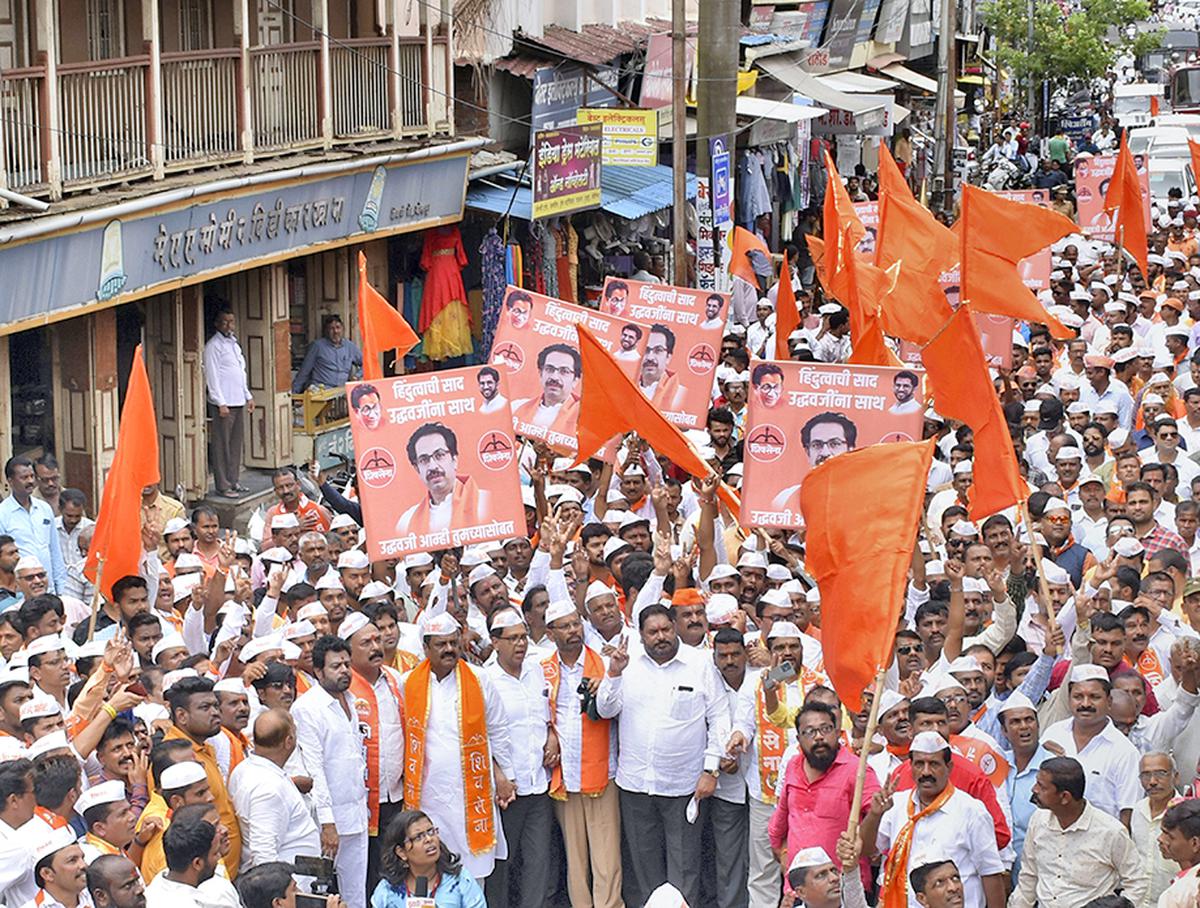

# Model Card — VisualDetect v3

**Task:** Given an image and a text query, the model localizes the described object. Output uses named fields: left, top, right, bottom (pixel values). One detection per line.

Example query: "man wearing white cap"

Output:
left=336, top=550, right=371, bottom=605
left=866, top=691, right=912, bottom=786
left=541, top=599, right=623, bottom=908
left=290, top=635, right=368, bottom=908
left=1010, top=755, right=1146, bottom=907
left=24, top=824, right=90, bottom=908
left=227, top=708, right=321, bottom=871
left=483, top=608, right=553, bottom=908
left=997, top=691, right=1051, bottom=881
left=864, top=731, right=1004, bottom=908
left=401, top=612, right=514, bottom=882
left=1039, top=664, right=1142, bottom=825
left=594, top=603, right=732, bottom=906
left=785, top=835, right=868, bottom=908
left=76, top=780, right=141, bottom=865
left=340, top=611, right=403, bottom=889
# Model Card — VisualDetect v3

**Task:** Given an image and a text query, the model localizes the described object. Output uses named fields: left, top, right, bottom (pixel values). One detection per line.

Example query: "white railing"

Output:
left=331, top=39, right=391, bottom=139
left=161, top=51, right=241, bottom=166
left=251, top=43, right=320, bottom=152
left=397, top=40, right=427, bottom=133
left=57, top=56, right=151, bottom=185
left=0, top=69, right=44, bottom=191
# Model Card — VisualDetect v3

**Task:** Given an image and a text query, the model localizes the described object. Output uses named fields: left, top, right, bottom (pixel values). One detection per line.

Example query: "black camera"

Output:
left=294, top=855, right=339, bottom=908
left=577, top=679, right=601, bottom=721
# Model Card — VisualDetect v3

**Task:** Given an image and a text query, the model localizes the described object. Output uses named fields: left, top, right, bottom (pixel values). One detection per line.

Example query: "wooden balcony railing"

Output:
left=0, top=33, right=452, bottom=202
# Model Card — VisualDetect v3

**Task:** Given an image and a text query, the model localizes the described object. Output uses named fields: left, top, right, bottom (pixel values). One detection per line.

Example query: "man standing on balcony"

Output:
left=204, top=307, right=255, bottom=499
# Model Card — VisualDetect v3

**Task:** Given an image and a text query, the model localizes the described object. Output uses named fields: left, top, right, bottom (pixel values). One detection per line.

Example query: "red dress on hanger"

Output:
left=419, top=225, right=472, bottom=360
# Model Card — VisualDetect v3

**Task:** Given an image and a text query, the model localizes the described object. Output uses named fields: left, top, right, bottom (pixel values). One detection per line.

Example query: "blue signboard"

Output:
left=711, top=136, right=732, bottom=227
left=530, top=65, right=620, bottom=133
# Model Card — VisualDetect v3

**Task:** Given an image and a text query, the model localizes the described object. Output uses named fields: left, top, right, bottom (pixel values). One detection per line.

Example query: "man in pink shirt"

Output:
left=768, top=699, right=880, bottom=885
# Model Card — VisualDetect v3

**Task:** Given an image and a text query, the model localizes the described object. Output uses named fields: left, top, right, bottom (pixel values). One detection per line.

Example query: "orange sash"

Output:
left=35, top=806, right=67, bottom=829
left=543, top=648, right=611, bottom=798
left=392, top=650, right=420, bottom=672
left=403, top=660, right=495, bottom=854
left=755, top=683, right=788, bottom=805
left=296, top=672, right=313, bottom=696
left=1132, top=647, right=1166, bottom=689
left=351, top=666, right=403, bottom=835
left=220, top=727, right=248, bottom=775
left=881, top=784, right=957, bottom=908
left=951, top=734, right=1009, bottom=787
left=85, top=832, right=122, bottom=856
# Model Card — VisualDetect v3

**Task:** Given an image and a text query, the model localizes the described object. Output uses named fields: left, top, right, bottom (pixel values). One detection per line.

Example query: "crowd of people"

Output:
left=7, top=112, right=1200, bottom=908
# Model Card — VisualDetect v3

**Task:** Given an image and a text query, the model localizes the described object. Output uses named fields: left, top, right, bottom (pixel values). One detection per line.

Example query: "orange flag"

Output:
left=575, top=326, right=740, bottom=514
left=358, top=251, right=419, bottom=381
left=730, top=227, right=772, bottom=290
left=801, top=438, right=935, bottom=711
left=1104, top=136, right=1149, bottom=281
left=822, top=150, right=865, bottom=299
left=774, top=252, right=799, bottom=361
left=84, top=345, right=159, bottom=600
left=839, top=224, right=901, bottom=366
left=1190, top=141, right=1200, bottom=207
left=875, top=144, right=911, bottom=201
left=960, top=185, right=1077, bottom=339
left=922, top=307, right=1026, bottom=520
left=875, top=194, right=955, bottom=344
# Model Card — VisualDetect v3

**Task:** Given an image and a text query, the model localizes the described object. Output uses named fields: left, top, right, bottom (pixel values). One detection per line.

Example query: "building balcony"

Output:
left=0, top=31, right=453, bottom=202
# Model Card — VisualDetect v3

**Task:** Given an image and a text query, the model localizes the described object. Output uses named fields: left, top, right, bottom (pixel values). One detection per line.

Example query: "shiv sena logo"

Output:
left=478, top=430, right=516, bottom=471
left=747, top=424, right=786, bottom=463
left=687, top=342, right=716, bottom=375
left=491, top=341, right=525, bottom=372
left=359, top=448, right=396, bottom=489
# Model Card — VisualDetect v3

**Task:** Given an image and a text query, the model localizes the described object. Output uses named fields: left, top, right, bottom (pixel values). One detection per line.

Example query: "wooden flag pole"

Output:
left=87, top=556, right=105, bottom=642
left=846, top=667, right=887, bottom=841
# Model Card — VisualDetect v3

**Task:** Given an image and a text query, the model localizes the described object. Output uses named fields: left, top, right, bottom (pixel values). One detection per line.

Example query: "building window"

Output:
left=86, top=0, right=125, bottom=60
left=179, top=0, right=213, bottom=51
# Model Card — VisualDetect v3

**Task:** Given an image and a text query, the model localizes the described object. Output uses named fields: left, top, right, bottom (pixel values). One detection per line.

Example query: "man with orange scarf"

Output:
left=341, top=612, right=404, bottom=892
left=862, top=731, right=1005, bottom=908
left=401, top=611, right=516, bottom=881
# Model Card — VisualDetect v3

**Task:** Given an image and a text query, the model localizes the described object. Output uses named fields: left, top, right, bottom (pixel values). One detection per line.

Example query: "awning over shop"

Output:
left=755, top=55, right=888, bottom=130
left=466, top=164, right=698, bottom=222
left=813, top=71, right=898, bottom=93
left=880, top=62, right=966, bottom=103
left=735, top=96, right=829, bottom=123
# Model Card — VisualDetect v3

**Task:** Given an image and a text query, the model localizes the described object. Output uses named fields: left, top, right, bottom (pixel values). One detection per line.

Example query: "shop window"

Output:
left=10, top=327, right=54, bottom=458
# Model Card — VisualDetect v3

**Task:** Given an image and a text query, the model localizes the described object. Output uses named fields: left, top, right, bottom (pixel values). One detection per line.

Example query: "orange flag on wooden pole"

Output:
left=960, top=185, right=1077, bottom=339
left=358, top=251, right=419, bottom=381
left=1105, top=135, right=1150, bottom=281
left=840, top=224, right=901, bottom=366
left=922, top=307, right=1026, bottom=520
left=801, top=438, right=935, bottom=711
left=774, top=252, right=799, bottom=361
left=822, top=150, right=866, bottom=300
left=730, top=227, right=772, bottom=290
left=575, top=326, right=740, bottom=513
left=84, top=345, right=159, bottom=599
left=875, top=193, right=955, bottom=344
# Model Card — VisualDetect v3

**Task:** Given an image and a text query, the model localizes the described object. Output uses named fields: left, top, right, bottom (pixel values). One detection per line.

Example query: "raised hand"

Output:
left=607, top=636, right=629, bottom=677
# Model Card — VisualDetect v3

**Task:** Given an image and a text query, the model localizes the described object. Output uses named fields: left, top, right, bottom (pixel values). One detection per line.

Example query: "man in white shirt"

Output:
left=400, top=612, right=515, bottom=882
left=1039, top=664, right=1143, bottom=826
left=543, top=601, right=623, bottom=908
left=202, top=308, right=255, bottom=499
left=0, top=758, right=38, bottom=907
left=144, top=814, right=223, bottom=908
left=291, top=636, right=368, bottom=908
left=484, top=608, right=553, bottom=908
left=861, top=731, right=1005, bottom=908
left=1009, top=755, right=1147, bottom=907
left=596, top=602, right=733, bottom=907
left=23, top=825, right=92, bottom=908
left=55, top=490, right=93, bottom=570
left=227, top=708, right=320, bottom=870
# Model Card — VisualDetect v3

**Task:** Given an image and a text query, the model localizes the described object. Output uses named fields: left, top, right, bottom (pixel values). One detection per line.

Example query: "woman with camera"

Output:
left=370, top=810, right=486, bottom=908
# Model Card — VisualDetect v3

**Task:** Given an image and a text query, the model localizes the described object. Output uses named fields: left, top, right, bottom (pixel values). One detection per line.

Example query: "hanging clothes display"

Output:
left=479, top=228, right=506, bottom=359
left=736, top=150, right=772, bottom=230
left=418, top=225, right=473, bottom=361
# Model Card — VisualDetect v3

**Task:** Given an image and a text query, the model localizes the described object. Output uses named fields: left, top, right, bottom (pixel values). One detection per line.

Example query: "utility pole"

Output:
left=1027, top=0, right=1037, bottom=118
left=671, top=0, right=687, bottom=284
left=933, top=0, right=957, bottom=211
left=696, top=0, right=740, bottom=283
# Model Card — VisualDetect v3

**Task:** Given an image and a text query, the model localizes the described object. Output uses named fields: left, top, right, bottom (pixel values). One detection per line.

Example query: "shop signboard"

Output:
left=771, top=2, right=832, bottom=46
left=820, top=0, right=867, bottom=71
left=489, top=287, right=646, bottom=455
left=640, top=32, right=698, bottom=108
left=530, top=64, right=620, bottom=132
left=576, top=108, right=658, bottom=167
left=1075, top=153, right=1150, bottom=241
left=599, top=277, right=728, bottom=428
left=348, top=366, right=525, bottom=559
left=697, top=177, right=717, bottom=292
left=740, top=361, right=925, bottom=527
left=874, top=0, right=908, bottom=43
left=711, top=135, right=732, bottom=227
left=897, top=0, right=933, bottom=58
left=855, top=0, right=884, bottom=44
left=531, top=124, right=603, bottom=220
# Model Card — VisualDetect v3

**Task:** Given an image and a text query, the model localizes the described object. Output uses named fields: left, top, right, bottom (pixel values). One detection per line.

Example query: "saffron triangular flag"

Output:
left=921, top=307, right=1026, bottom=520
left=575, top=326, right=740, bottom=514
left=85, top=345, right=160, bottom=599
left=876, top=193, right=955, bottom=344
left=774, top=252, right=799, bottom=361
left=801, top=438, right=935, bottom=711
left=358, top=251, right=419, bottom=381
left=960, top=185, right=1077, bottom=339
left=730, top=227, right=772, bottom=291
left=1104, top=136, right=1150, bottom=281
